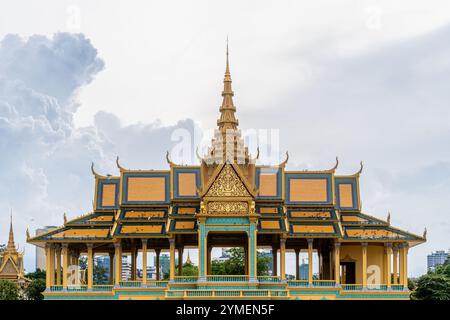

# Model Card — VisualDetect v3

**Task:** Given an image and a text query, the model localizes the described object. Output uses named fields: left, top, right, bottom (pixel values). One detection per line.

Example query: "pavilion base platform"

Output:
left=43, top=278, right=410, bottom=300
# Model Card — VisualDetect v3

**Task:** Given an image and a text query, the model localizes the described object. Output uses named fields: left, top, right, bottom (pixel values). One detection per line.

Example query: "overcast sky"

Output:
left=1, top=0, right=450, bottom=276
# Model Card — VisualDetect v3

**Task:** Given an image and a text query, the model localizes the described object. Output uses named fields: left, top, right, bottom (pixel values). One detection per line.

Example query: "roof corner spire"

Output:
left=7, top=209, right=16, bottom=251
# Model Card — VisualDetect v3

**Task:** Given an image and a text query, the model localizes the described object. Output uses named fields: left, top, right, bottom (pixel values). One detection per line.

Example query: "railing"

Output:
left=312, top=280, right=336, bottom=287
left=49, top=285, right=63, bottom=292
left=173, top=276, right=198, bottom=283
left=66, top=285, right=88, bottom=292
left=341, top=284, right=364, bottom=291
left=367, top=284, right=388, bottom=291
left=92, top=285, right=114, bottom=292
left=145, top=280, right=169, bottom=288
left=206, top=275, right=249, bottom=282
left=391, top=284, right=405, bottom=291
left=166, top=289, right=288, bottom=298
left=258, top=276, right=282, bottom=283
left=166, top=290, right=185, bottom=297
left=119, top=281, right=142, bottom=287
left=287, top=280, right=309, bottom=287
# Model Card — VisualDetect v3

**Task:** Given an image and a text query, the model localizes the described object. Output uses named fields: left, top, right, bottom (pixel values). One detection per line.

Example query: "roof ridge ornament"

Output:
left=166, top=151, right=175, bottom=166
left=116, top=156, right=127, bottom=171
left=423, top=227, right=427, bottom=240
left=332, top=156, right=339, bottom=171
left=91, top=162, right=109, bottom=178
left=354, top=161, right=364, bottom=177
left=280, top=151, right=289, bottom=167
left=387, top=212, right=391, bottom=225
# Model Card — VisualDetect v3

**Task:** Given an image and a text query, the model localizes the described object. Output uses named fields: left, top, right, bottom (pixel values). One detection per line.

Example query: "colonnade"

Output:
left=44, top=239, right=410, bottom=289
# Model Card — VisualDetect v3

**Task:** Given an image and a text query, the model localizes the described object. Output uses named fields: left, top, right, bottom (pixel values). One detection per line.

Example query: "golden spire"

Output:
left=217, top=38, right=239, bottom=131
left=7, top=211, right=16, bottom=252
left=186, top=250, right=192, bottom=265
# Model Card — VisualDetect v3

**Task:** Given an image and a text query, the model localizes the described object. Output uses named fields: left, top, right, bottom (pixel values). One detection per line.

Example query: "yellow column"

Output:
left=169, top=238, right=175, bottom=281
left=45, top=244, right=52, bottom=289
left=61, top=244, right=69, bottom=288
left=272, top=246, right=278, bottom=276
left=49, top=244, right=55, bottom=286
left=155, top=249, right=161, bottom=281
left=385, top=244, right=392, bottom=288
left=280, top=238, right=286, bottom=280
left=334, top=242, right=341, bottom=285
left=393, top=247, right=398, bottom=285
left=402, top=244, right=409, bottom=288
left=55, top=245, right=61, bottom=285
left=114, top=242, right=121, bottom=285
left=178, top=247, right=183, bottom=276
left=362, top=243, right=368, bottom=288
left=87, top=244, right=93, bottom=289
left=295, top=249, right=300, bottom=280
left=142, top=239, right=148, bottom=285
left=399, top=245, right=404, bottom=286
left=307, top=239, right=313, bottom=285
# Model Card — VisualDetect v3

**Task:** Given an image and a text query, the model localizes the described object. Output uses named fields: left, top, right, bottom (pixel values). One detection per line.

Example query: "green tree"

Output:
left=25, top=278, right=46, bottom=300
left=94, top=260, right=108, bottom=284
left=211, top=248, right=272, bottom=276
left=181, top=262, right=198, bottom=276
left=256, top=251, right=271, bottom=276
left=0, top=244, right=5, bottom=254
left=27, top=268, right=46, bottom=280
left=412, top=260, right=450, bottom=300
left=0, top=280, right=19, bottom=300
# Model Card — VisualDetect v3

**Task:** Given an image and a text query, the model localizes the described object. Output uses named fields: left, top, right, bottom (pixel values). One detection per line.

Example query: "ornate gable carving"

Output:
left=0, top=259, right=18, bottom=275
left=205, top=164, right=250, bottom=197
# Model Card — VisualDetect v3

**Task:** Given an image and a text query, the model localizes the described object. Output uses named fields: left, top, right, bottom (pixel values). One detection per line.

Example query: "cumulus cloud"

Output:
left=0, top=33, right=202, bottom=273
left=0, top=34, right=104, bottom=267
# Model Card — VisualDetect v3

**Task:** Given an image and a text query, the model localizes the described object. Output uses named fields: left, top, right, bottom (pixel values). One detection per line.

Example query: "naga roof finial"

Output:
left=280, top=151, right=289, bottom=167
left=332, top=156, right=339, bottom=170
left=64, top=212, right=67, bottom=225
left=423, top=227, right=427, bottom=240
left=91, top=162, right=106, bottom=178
left=353, top=161, right=364, bottom=177
left=116, top=156, right=126, bottom=171
left=166, top=151, right=174, bottom=166
left=387, top=212, right=391, bottom=225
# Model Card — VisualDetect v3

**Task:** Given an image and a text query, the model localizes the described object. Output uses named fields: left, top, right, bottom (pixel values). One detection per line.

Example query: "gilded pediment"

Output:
left=204, top=164, right=251, bottom=197
left=0, top=258, right=19, bottom=275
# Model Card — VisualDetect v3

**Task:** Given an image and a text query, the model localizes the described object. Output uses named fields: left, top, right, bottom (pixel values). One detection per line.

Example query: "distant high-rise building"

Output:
left=427, top=250, right=449, bottom=271
left=137, top=266, right=159, bottom=280
left=299, top=259, right=308, bottom=280
left=155, top=253, right=174, bottom=277
left=35, top=226, right=57, bottom=271
left=121, top=256, right=131, bottom=280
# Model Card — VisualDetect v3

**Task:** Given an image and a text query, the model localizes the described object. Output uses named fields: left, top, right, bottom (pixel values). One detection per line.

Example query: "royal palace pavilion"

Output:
left=27, top=45, right=426, bottom=300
